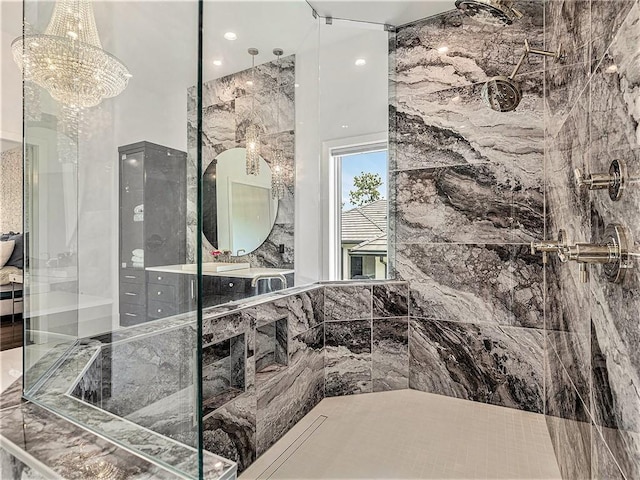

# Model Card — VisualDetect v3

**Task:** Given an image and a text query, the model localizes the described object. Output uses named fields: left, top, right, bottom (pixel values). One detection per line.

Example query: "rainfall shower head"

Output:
left=482, top=40, right=564, bottom=112
left=481, top=76, right=522, bottom=112
left=454, top=0, right=523, bottom=26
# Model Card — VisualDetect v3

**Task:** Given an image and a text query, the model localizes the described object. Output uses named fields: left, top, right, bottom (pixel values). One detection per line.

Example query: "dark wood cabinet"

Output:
left=118, top=142, right=187, bottom=327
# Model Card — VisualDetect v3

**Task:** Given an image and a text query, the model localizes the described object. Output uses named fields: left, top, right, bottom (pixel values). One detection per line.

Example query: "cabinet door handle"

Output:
left=190, top=279, right=195, bottom=300
left=157, top=276, right=163, bottom=281
left=157, top=308, right=162, bottom=313
left=125, top=275, right=136, bottom=279
left=125, top=313, right=137, bottom=317
left=157, top=291, right=162, bottom=295
left=125, top=292, right=137, bottom=296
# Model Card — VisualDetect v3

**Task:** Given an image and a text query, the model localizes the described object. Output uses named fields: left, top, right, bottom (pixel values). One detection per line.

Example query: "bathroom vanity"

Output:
left=144, top=265, right=294, bottom=319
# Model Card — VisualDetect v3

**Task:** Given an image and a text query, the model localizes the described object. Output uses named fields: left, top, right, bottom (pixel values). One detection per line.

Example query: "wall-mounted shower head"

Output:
left=454, top=0, right=523, bottom=26
left=482, top=40, right=563, bottom=112
left=482, top=76, right=522, bottom=112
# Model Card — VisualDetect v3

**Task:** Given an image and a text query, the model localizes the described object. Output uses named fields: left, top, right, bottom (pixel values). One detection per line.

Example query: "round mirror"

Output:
left=203, top=147, right=278, bottom=256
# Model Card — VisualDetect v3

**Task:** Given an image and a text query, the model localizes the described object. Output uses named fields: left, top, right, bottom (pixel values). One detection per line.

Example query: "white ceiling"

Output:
left=309, top=0, right=452, bottom=26
left=1, top=0, right=454, bottom=150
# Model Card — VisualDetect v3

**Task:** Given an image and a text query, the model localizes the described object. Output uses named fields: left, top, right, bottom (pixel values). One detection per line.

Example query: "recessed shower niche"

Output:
left=203, top=333, right=246, bottom=415
left=256, top=317, right=288, bottom=374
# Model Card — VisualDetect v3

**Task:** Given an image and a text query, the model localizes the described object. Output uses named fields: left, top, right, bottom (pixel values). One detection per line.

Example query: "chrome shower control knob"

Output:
left=573, top=160, right=626, bottom=201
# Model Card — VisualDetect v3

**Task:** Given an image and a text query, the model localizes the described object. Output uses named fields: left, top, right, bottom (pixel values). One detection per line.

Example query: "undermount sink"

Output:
left=181, top=262, right=250, bottom=273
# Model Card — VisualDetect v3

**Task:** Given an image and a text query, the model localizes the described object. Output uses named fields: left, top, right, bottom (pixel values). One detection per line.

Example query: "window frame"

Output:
left=321, top=132, right=388, bottom=281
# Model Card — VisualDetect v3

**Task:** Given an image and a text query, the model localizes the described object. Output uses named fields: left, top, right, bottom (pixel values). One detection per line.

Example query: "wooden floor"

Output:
left=0, top=316, right=23, bottom=351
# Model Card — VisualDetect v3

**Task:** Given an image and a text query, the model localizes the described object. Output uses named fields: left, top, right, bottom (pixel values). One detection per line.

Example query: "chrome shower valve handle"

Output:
left=533, top=224, right=633, bottom=283
left=530, top=229, right=568, bottom=263
left=574, top=159, right=626, bottom=201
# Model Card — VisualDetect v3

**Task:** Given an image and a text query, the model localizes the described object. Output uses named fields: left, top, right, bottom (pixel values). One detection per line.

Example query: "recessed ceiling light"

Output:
left=437, top=46, right=449, bottom=53
left=224, top=32, right=237, bottom=41
left=294, top=83, right=300, bottom=88
left=341, top=125, right=349, bottom=129
left=355, top=58, right=366, bottom=66
left=213, top=60, right=222, bottom=66
left=246, top=80, right=254, bottom=86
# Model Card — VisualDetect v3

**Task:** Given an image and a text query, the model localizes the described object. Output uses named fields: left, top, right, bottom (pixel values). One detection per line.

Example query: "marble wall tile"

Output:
left=545, top=413, right=592, bottom=480
left=256, top=324, right=324, bottom=455
left=235, top=85, right=295, bottom=142
left=591, top=427, right=626, bottom=480
left=409, top=318, right=544, bottom=412
left=372, top=282, right=408, bottom=317
left=591, top=302, right=640, bottom=480
left=590, top=0, right=636, bottom=69
left=187, top=56, right=296, bottom=270
left=395, top=3, right=544, bottom=96
left=203, top=313, right=257, bottom=473
left=324, top=284, right=372, bottom=322
left=203, top=389, right=257, bottom=473
left=325, top=320, right=372, bottom=396
left=545, top=0, right=591, bottom=68
left=201, top=55, right=296, bottom=108
left=397, top=243, right=544, bottom=329
left=394, top=163, right=543, bottom=244
left=372, top=318, right=409, bottom=392
left=393, top=77, right=544, bottom=174
left=251, top=287, right=323, bottom=337
left=589, top=32, right=640, bottom=162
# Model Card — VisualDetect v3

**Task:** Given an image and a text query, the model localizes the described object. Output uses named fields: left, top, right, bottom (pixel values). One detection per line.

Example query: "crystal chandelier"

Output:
left=11, top=0, right=131, bottom=109
left=271, top=48, right=286, bottom=199
left=245, top=48, right=261, bottom=176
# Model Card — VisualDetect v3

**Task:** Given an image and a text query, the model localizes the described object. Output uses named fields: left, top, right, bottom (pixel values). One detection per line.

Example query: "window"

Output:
left=331, top=143, right=388, bottom=281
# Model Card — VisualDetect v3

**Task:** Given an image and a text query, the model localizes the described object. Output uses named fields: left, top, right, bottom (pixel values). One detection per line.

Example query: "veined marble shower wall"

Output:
left=389, top=2, right=546, bottom=414
left=544, top=1, right=640, bottom=479
left=187, top=56, right=296, bottom=269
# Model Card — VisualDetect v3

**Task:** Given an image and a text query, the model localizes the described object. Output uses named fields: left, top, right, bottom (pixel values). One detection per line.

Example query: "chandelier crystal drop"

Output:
left=245, top=48, right=261, bottom=176
left=12, top=0, right=131, bottom=109
left=271, top=48, right=286, bottom=199
left=245, top=123, right=261, bottom=175
left=271, top=147, right=286, bottom=199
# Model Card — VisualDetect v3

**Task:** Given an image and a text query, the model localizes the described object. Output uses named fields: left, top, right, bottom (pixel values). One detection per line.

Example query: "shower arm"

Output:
left=509, top=40, right=562, bottom=79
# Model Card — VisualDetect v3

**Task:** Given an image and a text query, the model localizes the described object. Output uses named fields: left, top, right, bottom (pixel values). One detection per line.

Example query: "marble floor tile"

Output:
left=409, top=318, right=544, bottom=412
left=372, top=318, right=409, bottom=392
left=325, top=320, right=372, bottom=397
left=324, top=285, right=372, bottom=322
left=398, top=243, right=544, bottom=329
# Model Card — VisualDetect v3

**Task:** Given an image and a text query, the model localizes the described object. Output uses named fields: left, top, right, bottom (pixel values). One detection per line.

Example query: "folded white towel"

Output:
left=131, top=261, right=144, bottom=269
left=131, top=256, right=143, bottom=263
left=132, top=249, right=144, bottom=257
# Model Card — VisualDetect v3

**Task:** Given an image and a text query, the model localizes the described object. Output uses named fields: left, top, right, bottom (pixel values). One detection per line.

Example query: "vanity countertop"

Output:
left=146, top=264, right=294, bottom=279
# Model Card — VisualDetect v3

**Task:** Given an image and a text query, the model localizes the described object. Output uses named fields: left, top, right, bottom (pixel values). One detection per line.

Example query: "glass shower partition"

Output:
left=19, top=0, right=225, bottom=478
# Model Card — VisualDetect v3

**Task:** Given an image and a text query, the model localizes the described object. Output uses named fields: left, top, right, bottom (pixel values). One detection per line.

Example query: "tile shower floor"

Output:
left=241, top=390, right=561, bottom=479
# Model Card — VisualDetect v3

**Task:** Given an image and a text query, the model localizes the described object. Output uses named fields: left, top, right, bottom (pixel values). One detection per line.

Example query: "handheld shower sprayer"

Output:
left=482, top=40, right=563, bottom=112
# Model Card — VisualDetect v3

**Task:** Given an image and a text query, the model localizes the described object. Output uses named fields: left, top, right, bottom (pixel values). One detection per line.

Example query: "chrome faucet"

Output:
left=531, top=224, right=633, bottom=283
left=236, top=249, right=246, bottom=256
left=251, top=273, right=288, bottom=291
